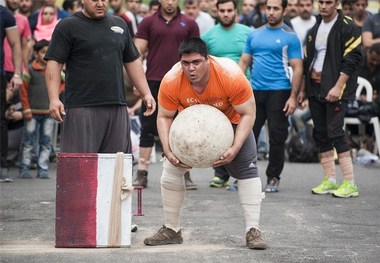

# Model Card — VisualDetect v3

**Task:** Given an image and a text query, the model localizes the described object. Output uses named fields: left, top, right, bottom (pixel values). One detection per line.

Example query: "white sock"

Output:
left=160, top=159, right=187, bottom=232
left=237, top=177, right=263, bottom=233
left=328, top=177, right=337, bottom=184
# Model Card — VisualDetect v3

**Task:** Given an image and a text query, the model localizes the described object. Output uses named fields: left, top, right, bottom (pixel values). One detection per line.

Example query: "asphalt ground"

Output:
left=1, top=155, right=379, bottom=263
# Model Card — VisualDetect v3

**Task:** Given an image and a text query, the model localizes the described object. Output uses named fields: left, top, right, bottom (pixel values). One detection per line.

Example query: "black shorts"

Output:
left=139, top=81, right=160, bottom=147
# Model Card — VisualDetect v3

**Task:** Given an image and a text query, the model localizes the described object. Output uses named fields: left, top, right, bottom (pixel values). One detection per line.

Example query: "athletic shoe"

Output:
left=19, top=170, right=32, bottom=179
left=0, top=168, right=13, bottom=182
left=209, top=176, right=228, bottom=188
left=246, top=227, right=267, bottom=249
left=0, top=177, right=13, bottom=183
left=132, top=170, right=148, bottom=188
left=184, top=171, right=197, bottom=190
left=265, top=178, right=280, bottom=193
left=143, top=225, right=183, bottom=246
left=226, top=180, right=238, bottom=191
left=38, top=170, right=50, bottom=179
left=311, top=176, right=339, bottom=195
left=332, top=179, right=359, bottom=198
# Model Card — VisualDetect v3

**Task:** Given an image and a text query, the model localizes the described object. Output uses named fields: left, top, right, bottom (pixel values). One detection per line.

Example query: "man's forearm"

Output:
left=335, top=73, right=350, bottom=90
left=233, top=113, right=255, bottom=152
left=290, top=69, right=303, bottom=98
left=12, top=41, right=22, bottom=75
left=157, top=116, right=173, bottom=156
left=124, top=60, right=151, bottom=98
left=45, top=61, right=63, bottom=101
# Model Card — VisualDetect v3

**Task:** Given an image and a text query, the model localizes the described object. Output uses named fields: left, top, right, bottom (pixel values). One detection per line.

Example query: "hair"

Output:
left=341, top=0, right=353, bottom=6
left=149, top=0, right=159, bottom=10
left=178, top=38, right=209, bottom=59
left=184, top=0, right=200, bottom=5
left=216, top=0, right=237, bottom=9
left=62, top=0, right=76, bottom=11
left=34, top=39, right=50, bottom=52
left=265, top=0, right=288, bottom=9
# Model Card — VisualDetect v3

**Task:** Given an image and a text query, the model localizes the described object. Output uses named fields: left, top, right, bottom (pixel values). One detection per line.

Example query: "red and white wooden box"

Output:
left=55, top=153, right=133, bottom=248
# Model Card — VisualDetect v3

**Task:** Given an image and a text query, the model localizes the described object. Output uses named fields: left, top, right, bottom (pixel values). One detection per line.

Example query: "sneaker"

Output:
left=143, top=225, right=183, bottom=246
left=0, top=177, right=13, bottom=183
left=38, top=170, right=50, bottom=179
left=184, top=171, right=197, bottom=190
left=226, top=180, right=238, bottom=191
left=133, top=170, right=148, bottom=188
left=0, top=168, right=13, bottom=183
left=332, top=180, right=359, bottom=198
left=257, top=152, right=268, bottom=161
left=209, top=176, right=228, bottom=188
left=246, top=227, right=267, bottom=250
left=265, top=178, right=280, bottom=193
left=311, top=176, right=339, bottom=195
left=19, top=170, right=32, bottom=179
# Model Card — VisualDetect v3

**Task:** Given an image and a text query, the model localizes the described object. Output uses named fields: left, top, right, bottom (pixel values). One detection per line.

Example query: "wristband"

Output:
left=13, top=74, right=21, bottom=78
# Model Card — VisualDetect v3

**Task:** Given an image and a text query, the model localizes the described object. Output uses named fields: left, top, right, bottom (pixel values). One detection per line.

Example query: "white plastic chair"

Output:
left=344, top=77, right=380, bottom=156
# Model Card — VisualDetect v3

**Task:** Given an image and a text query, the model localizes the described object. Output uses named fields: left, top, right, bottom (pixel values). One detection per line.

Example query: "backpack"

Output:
left=286, top=126, right=319, bottom=163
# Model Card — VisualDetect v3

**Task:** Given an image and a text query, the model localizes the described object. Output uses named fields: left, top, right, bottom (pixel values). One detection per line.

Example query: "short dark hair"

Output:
left=149, top=0, right=159, bottom=10
left=178, top=38, right=209, bottom=59
left=341, top=0, right=353, bottom=6
left=265, top=0, right=288, bottom=9
left=216, top=0, right=237, bottom=9
left=184, top=0, right=199, bottom=5
left=62, top=0, right=75, bottom=11
left=34, top=39, right=50, bottom=52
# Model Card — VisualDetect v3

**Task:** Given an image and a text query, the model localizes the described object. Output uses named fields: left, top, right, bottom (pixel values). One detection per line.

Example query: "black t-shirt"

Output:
left=45, top=12, right=140, bottom=108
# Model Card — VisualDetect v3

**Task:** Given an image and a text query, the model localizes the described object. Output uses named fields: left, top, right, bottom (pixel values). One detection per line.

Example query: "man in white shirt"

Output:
left=183, top=0, right=215, bottom=35
left=126, top=0, right=140, bottom=34
left=291, top=0, right=316, bottom=44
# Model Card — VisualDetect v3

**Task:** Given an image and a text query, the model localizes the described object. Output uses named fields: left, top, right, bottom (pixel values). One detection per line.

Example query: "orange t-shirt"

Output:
left=158, top=56, right=253, bottom=124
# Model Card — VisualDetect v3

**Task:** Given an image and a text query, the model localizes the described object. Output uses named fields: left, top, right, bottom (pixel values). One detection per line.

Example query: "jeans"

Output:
left=19, top=114, right=55, bottom=176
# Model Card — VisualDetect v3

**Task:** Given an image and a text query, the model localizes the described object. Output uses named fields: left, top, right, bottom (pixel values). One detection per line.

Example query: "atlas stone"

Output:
left=169, top=104, right=234, bottom=168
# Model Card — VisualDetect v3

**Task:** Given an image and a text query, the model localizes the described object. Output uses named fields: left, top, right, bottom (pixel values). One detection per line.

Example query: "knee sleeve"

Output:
left=160, top=159, right=187, bottom=231
left=137, top=157, right=150, bottom=171
left=238, top=177, right=263, bottom=232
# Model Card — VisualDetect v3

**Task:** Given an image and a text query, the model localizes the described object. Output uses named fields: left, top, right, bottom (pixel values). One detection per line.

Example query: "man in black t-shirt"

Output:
left=45, top=0, right=155, bottom=154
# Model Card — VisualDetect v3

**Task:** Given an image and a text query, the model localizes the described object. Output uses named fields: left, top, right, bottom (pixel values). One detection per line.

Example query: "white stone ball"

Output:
left=169, top=104, right=234, bottom=168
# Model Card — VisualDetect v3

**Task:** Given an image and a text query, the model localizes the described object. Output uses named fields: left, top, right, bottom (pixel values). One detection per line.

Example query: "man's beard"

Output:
left=218, top=17, right=235, bottom=27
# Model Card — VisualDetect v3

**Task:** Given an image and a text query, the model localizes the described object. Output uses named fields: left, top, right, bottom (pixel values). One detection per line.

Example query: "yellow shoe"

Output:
left=311, top=176, right=339, bottom=194
left=332, top=180, right=359, bottom=198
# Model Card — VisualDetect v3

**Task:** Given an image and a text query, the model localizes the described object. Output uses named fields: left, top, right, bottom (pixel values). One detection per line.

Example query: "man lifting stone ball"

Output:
left=143, top=38, right=267, bottom=250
